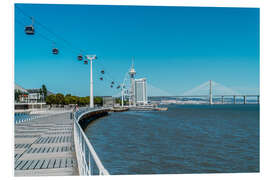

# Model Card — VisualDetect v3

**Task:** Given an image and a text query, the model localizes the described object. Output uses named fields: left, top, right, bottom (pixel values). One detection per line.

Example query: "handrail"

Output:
left=73, top=108, right=110, bottom=175
left=14, top=109, right=71, bottom=124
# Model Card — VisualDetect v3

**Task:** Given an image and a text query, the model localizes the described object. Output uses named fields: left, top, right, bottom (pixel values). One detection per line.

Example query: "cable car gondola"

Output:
left=101, top=70, right=105, bottom=74
left=52, top=48, right=59, bottom=55
left=100, top=77, right=103, bottom=80
left=78, top=55, right=83, bottom=61
left=84, top=60, right=88, bottom=64
left=25, top=26, right=34, bottom=35
left=111, top=81, right=114, bottom=85
left=25, top=17, right=34, bottom=35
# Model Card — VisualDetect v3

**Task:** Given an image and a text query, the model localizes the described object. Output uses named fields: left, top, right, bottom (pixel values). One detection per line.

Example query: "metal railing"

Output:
left=15, top=114, right=40, bottom=124
left=73, top=108, right=110, bottom=175
left=14, top=108, right=72, bottom=124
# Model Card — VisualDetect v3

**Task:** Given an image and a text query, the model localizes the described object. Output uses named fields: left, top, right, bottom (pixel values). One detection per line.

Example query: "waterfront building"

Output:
left=135, top=78, right=148, bottom=105
left=15, top=83, right=29, bottom=102
left=127, top=59, right=148, bottom=106
left=15, top=83, right=53, bottom=103
left=102, top=96, right=114, bottom=107
left=27, top=89, right=44, bottom=103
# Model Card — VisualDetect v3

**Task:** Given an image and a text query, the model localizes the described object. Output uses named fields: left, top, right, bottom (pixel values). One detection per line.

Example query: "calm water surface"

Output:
left=85, top=104, right=259, bottom=174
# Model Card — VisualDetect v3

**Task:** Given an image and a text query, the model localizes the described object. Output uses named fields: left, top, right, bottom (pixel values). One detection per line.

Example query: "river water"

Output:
left=85, top=104, right=259, bottom=175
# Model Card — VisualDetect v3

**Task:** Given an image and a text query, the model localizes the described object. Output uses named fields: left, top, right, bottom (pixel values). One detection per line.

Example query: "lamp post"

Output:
left=85, top=55, right=97, bottom=108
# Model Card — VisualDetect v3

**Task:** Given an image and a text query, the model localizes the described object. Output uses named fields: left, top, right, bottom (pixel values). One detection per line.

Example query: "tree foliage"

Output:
left=94, top=96, right=103, bottom=106
left=115, top=98, right=121, bottom=104
left=41, top=84, right=47, bottom=100
left=55, top=93, right=65, bottom=105
left=46, top=94, right=56, bottom=105
left=45, top=93, right=103, bottom=106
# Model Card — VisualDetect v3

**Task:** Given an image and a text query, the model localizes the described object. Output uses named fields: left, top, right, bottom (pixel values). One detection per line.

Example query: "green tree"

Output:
left=94, top=96, right=103, bottom=106
left=39, top=89, right=42, bottom=102
left=85, top=97, right=90, bottom=105
left=124, top=100, right=129, bottom=105
left=69, top=96, right=78, bottom=104
left=41, top=84, right=48, bottom=101
left=115, top=98, right=121, bottom=104
left=46, top=94, right=56, bottom=105
left=46, top=93, right=109, bottom=106
left=14, top=90, right=21, bottom=102
left=78, top=97, right=88, bottom=106
left=55, top=93, right=65, bottom=105
left=64, top=94, right=72, bottom=105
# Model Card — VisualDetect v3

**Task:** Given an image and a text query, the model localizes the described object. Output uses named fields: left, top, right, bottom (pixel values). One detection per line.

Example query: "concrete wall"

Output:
left=78, top=109, right=109, bottom=130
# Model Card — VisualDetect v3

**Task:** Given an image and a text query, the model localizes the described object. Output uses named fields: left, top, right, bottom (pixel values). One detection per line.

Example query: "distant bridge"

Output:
left=149, top=80, right=259, bottom=104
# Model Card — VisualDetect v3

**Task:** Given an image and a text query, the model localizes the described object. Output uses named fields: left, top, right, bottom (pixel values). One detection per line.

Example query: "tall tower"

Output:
left=129, top=57, right=136, bottom=106
left=209, top=80, right=213, bottom=104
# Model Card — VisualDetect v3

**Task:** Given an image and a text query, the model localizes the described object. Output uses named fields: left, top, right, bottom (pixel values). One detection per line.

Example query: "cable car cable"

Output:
left=16, top=6, right=122, bottom=91
left=16, top=6, right=86, bottom=55
left=16, top=19, right=80, bottom=56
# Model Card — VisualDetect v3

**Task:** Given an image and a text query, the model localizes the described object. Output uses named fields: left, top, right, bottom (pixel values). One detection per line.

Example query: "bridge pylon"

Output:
left=209, top=80, right=213, bottom=104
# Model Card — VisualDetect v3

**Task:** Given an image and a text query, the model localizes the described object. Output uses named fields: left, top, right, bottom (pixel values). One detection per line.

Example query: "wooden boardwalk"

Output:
left=14, top=112, right=79, bottom=176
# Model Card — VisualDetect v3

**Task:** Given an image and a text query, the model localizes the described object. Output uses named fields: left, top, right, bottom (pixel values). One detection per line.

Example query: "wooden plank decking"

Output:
left=14, top=112, right=79, bottom=176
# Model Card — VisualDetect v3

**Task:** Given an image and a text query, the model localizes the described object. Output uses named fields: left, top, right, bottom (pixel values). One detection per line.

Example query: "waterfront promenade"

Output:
left=14, top=111, right=78, bottom=176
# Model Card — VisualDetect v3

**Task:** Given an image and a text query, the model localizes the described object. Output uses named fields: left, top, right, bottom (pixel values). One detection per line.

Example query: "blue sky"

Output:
left=15, top=4, right=259, bottom=96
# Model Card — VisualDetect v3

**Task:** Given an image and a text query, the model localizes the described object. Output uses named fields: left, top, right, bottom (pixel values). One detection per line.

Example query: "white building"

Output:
left=127, top=59, right=148, bottom=106
left=28, top=93, right=41, bottom=103
left=135, top=78, right=147, bottom=105
left=15, top=83, right=50, bottom=103
left=103, top=96, right=114, bottom=107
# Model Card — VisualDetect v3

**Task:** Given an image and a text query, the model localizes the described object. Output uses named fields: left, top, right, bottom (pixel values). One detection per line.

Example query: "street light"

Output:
left=85, top=55, right=97, bottom=108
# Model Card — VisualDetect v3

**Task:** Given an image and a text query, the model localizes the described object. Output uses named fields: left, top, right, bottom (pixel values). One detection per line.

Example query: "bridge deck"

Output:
left=14, top=112, right=79, bottom=176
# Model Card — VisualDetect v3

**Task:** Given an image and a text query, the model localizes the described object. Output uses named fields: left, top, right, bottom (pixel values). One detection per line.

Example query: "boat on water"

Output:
left=129, top=104, right=168, bottom=111
left=155, top=107, right=168, bottom=111
left=111, top=107, right=129, bottom=112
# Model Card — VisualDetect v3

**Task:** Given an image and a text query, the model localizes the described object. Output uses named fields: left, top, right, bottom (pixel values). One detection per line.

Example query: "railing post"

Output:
left=83, top=140, right=86, bottom=175
left=88, top=151, right=91, bottom=175
left=79, top=128, right=82, bottom=147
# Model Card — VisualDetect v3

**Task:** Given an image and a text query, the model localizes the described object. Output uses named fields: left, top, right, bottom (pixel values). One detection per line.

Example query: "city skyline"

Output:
left=15, top=4, right=259, bottom=97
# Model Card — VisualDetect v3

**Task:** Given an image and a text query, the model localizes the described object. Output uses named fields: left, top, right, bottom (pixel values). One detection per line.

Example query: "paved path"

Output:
left=14, top=112, right=79, bottom=176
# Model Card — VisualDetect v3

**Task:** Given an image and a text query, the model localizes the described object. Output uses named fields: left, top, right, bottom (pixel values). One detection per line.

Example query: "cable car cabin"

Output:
left=84, top=60, right=88, bottom=64
left=101, top=70, right=105, bottom=74
left=78, top=55, right=83, bottom=61
left=25, top=26, right=34, bottom=35
left=111, top=81, right=114, bottom=85
left=100, top=77, right=103, bottom=80
left=52, top=48, right=59, bottom=55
